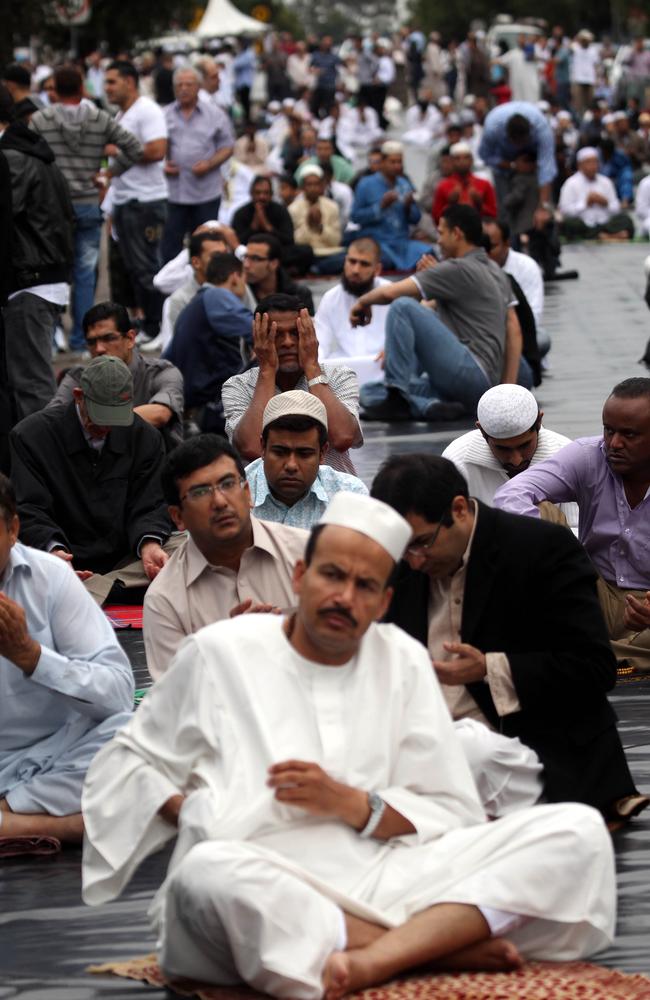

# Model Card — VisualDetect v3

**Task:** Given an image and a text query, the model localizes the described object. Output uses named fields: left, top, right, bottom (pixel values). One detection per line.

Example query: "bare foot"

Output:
left=432, top=937, right=523, bottom=972
left=322, top=949, right=376, bottom=1000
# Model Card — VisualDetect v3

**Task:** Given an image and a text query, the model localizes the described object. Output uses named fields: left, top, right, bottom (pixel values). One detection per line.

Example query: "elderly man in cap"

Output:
left=10, top=356, right=176, bottom=605
left=288, top=165, right=344, bottom=265
left=431, top=142, right=497, bottom=224
left=0, top=472, right=133, bottom=847
left=442, top=385, right=578, bottom=530
left=83, top=491, right=616, bottom=995
left=246, top=390, right=368, bottom=529
left=351, top=141, right=433, bottom=271
left=558, top=147, right=634, bottom=241
left=143, top=433, right=308, bottom=678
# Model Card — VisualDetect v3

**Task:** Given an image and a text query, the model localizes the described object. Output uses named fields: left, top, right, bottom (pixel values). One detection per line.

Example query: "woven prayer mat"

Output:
left=88, top=954, right=650, bottom=999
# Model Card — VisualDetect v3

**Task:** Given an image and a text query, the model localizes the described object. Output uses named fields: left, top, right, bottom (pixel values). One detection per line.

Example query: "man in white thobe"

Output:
left=558, top=147, right=634, bottom=240
left=82, top=492, right=615, bottom=998
left=315, top=238, right=388, bottom=387
left=0, top=473, right=133, bottom=843
left=443, top=384, right=579, bottom=532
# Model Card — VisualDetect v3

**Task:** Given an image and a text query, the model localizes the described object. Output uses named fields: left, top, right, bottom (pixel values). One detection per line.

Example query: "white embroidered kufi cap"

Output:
left=576, top=146, right=599, bottom=162
left=450, top=141, right=472, bottom=156
left=381, top=140, right=404, bottom=155
left=319, top=493, right=412, bottom=563
left=262, top=390, right=328, bottom=431
left=477, top=384, right=539, bottom=438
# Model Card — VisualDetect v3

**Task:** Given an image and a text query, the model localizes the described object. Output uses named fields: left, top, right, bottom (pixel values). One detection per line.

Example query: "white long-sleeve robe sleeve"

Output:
left=635, top=175, right=650, bottom=235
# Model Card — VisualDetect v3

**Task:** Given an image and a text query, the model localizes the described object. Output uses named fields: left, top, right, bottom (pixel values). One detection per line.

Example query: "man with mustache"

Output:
left=143, top=434, right=307, bottom=679
left=495, top=377, right=650, bottom=673
left=83, top=492, right=616, bottom=996
left=246, top=391, right=368, bottom=530
left=442, top=385, right=578, bottom=531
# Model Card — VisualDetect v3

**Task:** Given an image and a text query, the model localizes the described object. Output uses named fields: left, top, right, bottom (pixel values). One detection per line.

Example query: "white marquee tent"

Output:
left=195, top=0, right=268, bottom=37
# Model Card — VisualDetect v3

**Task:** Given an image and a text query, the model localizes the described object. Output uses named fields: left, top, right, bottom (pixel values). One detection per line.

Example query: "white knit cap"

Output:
left=262, top=389, right=328, bottom=432
left=300, top=164, right=324, bottom=180
left=476, top=385, right=540, bottom=438
left=381, top=140, right=403, bottom=155
left=450, top=141, right=472, bottom=156
left=319, top=493, right=412, bottom=563
left=576, top=146, right=599, bottom=163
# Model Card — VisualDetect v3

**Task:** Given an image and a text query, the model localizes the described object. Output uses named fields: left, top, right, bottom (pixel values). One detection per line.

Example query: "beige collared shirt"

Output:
left=143, top=517, right=308, bottom=680
left=427, top=502, right=520, bottom=726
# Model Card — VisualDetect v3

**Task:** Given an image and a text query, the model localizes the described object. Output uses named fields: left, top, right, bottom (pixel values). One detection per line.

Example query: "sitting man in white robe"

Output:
left=82, top=493, right=615, bottom=997
left=442, top=384, right=578, bottom=532
left=143, top=433, right=307, bottom=679
left=315, top=238, right=389, bottom=387
left=558, top=146, right=634, bottom=241
left=0, top=473, right=133, bottom=844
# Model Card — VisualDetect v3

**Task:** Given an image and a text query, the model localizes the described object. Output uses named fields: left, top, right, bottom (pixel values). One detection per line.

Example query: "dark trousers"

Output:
left=161, top=198, right=222, bottom=264
left=560, top=213, right=635, bottom=241
left=112, top=199, right=167, bottom=338
left=1, top=291, right=59, bottom=425
left=310, top=86, right=335, bottom=119
left=236, top=86, right=251, bottom=120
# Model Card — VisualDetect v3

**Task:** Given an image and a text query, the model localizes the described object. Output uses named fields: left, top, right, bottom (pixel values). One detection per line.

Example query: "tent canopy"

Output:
left=196, top=0, right=268, bottom=37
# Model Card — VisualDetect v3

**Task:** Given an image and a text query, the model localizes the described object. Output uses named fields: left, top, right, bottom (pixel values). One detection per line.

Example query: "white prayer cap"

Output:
left=602, top=113, right=615, bottom=126
left=268, top=100, right=281, bottom=112
left=450, top=141, right=472, bottom=156
left=262, top=390, right=328, bottom=432
left=300, top=164, right=324, bottom=180
left=282, top=97, right=296, bottom=108
left=476, top=385, right=540, bottom=439
left=319, top=493, right=412, bottom=564
left=577, top=28, right=594, bottom=41
left=438, top=95, right=453, bottom=107
left=381, top=140, right=403, bottom=155
left=576, top=146, right=599, bottom=163
left=613, top=110, right=627, bottom=121
left=556, top=110, right=572, bottom=121
left=537, top=100, right=551, bottom=114
left=463, top=94, right=476, bottom=107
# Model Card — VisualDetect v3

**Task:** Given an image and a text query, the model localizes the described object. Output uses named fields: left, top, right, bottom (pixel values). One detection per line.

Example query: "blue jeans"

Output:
left=360, top=298, right=533, bottom=418
left=70, top=202, right=103, bottom=350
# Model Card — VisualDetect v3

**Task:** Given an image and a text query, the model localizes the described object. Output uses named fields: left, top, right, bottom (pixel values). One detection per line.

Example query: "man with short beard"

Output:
left=314, top=239, right=389, bottom=385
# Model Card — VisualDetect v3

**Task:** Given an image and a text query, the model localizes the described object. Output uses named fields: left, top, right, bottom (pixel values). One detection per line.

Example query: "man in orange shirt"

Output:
left=432, top=142, right=497, bottom=224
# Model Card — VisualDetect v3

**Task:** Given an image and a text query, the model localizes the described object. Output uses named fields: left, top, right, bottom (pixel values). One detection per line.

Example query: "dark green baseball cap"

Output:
left=80, top=356, right=134, bottom=427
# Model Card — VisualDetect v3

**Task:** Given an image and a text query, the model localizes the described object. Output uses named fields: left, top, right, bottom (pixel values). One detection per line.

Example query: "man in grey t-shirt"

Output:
left=350, top=204, right=532, bottom=422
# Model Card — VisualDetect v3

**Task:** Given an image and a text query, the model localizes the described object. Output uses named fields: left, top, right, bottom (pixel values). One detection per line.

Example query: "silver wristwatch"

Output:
left=307, top=374, right=329, bottom=388
left=359, top=792, right=386, bottom=839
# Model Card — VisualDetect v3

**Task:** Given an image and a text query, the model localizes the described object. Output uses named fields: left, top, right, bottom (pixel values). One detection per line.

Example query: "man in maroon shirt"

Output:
left=432, top=142, right=497, bottom=224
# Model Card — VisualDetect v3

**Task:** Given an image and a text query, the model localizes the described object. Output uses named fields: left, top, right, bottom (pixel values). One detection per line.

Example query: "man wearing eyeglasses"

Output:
left=372, top=453, right=648, bottom=825
left=242, top=234, right=314, bottom=315
left=49, top=301, right=184, bottom=450
left=143, top=434, right=307, bottom=679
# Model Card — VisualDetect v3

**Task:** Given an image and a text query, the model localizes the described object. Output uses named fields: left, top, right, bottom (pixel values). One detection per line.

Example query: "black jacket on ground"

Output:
left=0, top=121, right=73, bottom=299
left=10, top=403, right=174, bottom=574
left=384, top=501, right=636, bottom=810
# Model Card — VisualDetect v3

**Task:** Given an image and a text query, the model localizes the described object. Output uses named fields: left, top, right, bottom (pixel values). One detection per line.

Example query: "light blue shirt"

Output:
left=0, top=542, right=134, bottom=755
left=246, top=459, right=368, bottom=529
left=478, top=101, right=558, bottom=186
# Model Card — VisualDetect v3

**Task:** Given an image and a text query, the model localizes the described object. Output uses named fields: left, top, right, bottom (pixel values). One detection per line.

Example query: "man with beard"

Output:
left=314, top=239, right=389, bottom=386
left=495, top=378, right=650, bottom=674
left=443, top=385, right=578, bottom=531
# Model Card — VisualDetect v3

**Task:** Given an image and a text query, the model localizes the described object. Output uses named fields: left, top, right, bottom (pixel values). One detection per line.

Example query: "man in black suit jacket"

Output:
left=372, top=452, right=646, bottom=821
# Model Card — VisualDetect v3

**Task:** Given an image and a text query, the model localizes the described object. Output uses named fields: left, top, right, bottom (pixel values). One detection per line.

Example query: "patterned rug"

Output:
left=88, top=954, right=650, bottom=999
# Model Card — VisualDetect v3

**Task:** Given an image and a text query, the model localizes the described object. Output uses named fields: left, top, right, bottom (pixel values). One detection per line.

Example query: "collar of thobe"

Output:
left=185, top=516, right=288, bottom=585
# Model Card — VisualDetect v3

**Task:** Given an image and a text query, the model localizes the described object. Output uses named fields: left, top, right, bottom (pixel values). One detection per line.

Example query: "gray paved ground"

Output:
left=3, top=244, right=650, bottom=996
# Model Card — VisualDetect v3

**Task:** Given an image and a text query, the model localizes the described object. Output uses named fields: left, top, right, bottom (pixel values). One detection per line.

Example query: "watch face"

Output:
left=368, top=792, right=383, bottom=812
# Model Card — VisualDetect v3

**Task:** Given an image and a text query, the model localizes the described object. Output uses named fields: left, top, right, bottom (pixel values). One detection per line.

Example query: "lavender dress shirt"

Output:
left=493, top=436, right=650, bottom=590
left=164, top=101, right=234, bottom=205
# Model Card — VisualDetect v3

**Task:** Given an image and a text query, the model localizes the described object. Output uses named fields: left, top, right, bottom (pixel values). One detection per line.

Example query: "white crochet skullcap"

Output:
left=576, top=146, right=599, bottom=163
left=450, top=141, right=472, bottom=156
left=319, top=494, right=412, bottom=563
left=476, top=385, right=540, bottom=438
left=262, top=390, right=327, bottom=432
left=381, top=140, right=403, bottom=155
